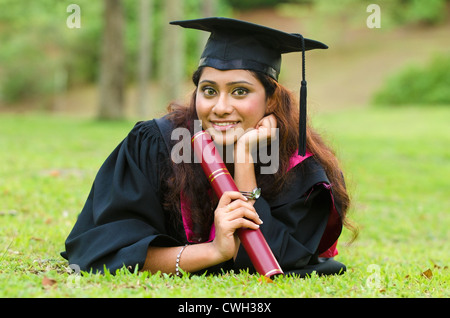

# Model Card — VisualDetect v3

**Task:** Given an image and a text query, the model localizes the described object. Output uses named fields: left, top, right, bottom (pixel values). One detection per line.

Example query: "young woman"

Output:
left=62, top=17, right=355, bottom=277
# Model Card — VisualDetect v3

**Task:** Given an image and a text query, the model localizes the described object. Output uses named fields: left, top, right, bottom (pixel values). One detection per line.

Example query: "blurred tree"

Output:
left=372, top=54, right=450, bottom=106
left=399, top=0, right=448, bottom=25
left=98, top=0, right=125, bottom=120
left=137, top=0, right=154, bottom=117
left=198, top=0, right=218, bottom=53
left=160, top=0, right=184, bottom=104
left=224, top=0, right=309, bottom=10
left=0, top=0, right=232, bottom=113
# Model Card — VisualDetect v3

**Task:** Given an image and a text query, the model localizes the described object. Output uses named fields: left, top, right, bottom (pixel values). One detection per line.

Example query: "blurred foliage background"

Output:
left=0, top=0, right=449, bottom=119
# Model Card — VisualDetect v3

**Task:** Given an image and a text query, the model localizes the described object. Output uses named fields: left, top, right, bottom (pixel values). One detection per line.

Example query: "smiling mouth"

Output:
left=210, top=121, right=240, bottom=132
left=212, top=121, right=239, bottom=127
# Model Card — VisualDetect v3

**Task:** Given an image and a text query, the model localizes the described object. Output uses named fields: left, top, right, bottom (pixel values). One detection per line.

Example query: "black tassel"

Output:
left=298, top=35, right=307, bottom=156
left=299, top=80, right=307, bottom=156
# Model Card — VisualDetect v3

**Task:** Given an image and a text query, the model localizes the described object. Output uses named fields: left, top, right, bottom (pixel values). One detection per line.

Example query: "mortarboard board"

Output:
left=170, top=17, right=328, bottom=156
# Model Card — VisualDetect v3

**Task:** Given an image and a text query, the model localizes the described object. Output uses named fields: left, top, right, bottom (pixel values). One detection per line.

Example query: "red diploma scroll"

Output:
left=192, top=131, right=283, bottom=278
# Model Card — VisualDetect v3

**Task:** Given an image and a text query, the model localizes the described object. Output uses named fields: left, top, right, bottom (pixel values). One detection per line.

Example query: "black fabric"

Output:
left=62, top=120, right=181, bottom=272
left=62, top=118, right=344, bottom=276
left=170, top=17, right=327, bottom=81
left=284, top=256, right=346, bottom=278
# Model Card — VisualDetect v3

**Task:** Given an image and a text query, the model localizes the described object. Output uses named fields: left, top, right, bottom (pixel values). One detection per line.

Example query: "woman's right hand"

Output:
left=211, top=191, right=263, bottom=261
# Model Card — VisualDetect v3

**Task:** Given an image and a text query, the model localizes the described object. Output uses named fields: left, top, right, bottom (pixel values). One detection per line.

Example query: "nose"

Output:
left=213, top=93, right=233, bottom=117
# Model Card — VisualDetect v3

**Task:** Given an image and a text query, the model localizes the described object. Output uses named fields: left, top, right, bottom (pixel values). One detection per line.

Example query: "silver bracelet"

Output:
left=175, top=244, right=188, bottom=277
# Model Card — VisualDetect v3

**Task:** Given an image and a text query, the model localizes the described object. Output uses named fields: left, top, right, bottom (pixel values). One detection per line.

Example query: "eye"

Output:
left=232, top=88, right=249, bottom=96
left=201, top=86, right=217, bottom=97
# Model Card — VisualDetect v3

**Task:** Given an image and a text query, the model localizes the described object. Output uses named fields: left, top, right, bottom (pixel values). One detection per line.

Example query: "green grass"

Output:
left=1, top=106, right=449, bottom=298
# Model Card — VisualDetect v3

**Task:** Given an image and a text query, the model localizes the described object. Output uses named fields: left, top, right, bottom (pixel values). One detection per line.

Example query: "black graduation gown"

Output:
left=61, top=118, right=345, bottom=276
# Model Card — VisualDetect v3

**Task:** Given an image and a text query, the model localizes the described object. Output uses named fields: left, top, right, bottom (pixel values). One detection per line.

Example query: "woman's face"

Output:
left=196, top=67, right=268, bottom=146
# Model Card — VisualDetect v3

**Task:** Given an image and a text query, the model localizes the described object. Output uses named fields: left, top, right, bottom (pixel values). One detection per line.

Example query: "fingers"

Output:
left=224, top=197, right=255, bottom=213
left=218, top=208, right=262, bottom=230
left=227, top=206, right=263, bottom=226
left=216, top=192, right=263, bottom=229
left=217, top=191, right=248, bottom=207
left=255, top=115, right=277, bottom=144
left=228, top=215, right=261, bottom=230
left=256, top=114, right=277, bottom=130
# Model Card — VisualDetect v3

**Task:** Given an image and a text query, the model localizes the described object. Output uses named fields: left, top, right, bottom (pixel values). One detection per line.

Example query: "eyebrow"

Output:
left=199, top=80, right=254, bottom=86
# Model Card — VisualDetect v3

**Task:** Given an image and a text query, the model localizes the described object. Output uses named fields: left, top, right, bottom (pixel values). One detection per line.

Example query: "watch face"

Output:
left=253, top=188, right=261, bottom=199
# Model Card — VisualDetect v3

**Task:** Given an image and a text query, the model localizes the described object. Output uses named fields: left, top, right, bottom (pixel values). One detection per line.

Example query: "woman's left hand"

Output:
left=212, top=191, right=262, bottom=261
left=237, top=114, right=278, bottom=153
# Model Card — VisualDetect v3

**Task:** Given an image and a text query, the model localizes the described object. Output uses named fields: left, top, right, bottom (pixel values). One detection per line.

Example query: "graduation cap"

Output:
left=170, top=17, right=328, bottom=156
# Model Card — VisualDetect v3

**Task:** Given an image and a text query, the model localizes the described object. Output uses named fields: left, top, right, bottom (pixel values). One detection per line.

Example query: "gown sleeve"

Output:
left=61, top=120, right=180, bottom=273
left=233, top=157, right=343, bottom=274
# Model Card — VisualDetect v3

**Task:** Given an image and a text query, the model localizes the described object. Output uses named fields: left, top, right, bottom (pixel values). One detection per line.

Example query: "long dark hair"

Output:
left=163, top=67, right=356, bottom=242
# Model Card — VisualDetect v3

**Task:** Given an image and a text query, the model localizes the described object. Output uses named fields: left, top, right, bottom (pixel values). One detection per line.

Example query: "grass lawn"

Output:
left=0, top=106, right=449, bottom=298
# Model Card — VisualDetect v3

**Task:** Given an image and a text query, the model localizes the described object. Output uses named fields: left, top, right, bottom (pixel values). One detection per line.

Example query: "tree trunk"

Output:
left=198, top=0, right=217, bottom=54
left=98, top=0, right=125, bottom=120
left=137, top=0, right=153, bottom=118
left=160, top=0, right=184, bottom=105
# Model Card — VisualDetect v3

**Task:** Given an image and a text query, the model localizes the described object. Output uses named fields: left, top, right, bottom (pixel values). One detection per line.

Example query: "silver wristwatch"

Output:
left=240, top=187, right=261, bottom=200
